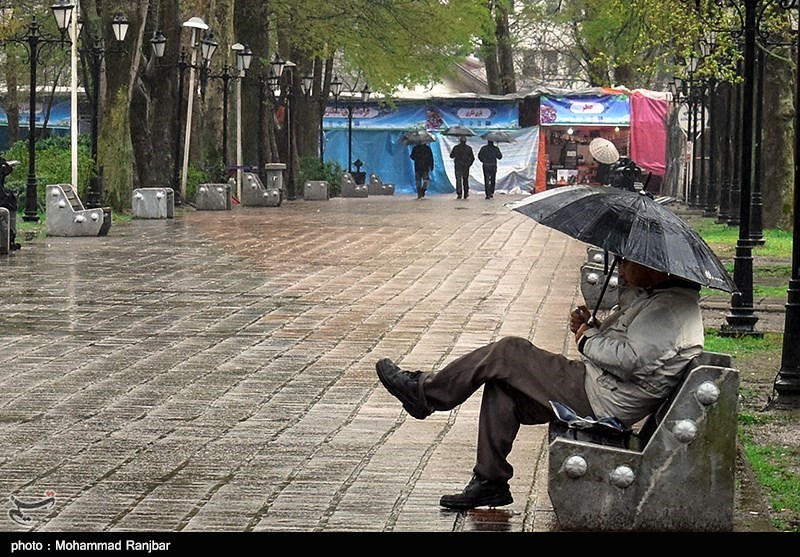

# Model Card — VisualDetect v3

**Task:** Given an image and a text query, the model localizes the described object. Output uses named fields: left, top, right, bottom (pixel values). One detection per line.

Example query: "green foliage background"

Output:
left=1, top=136, right=95, bottom=215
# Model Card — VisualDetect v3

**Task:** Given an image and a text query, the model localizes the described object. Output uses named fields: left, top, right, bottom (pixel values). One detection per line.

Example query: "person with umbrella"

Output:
left=375, top=256, right=706, bottom=510
left=410, top=140, right=434, bottom=199
left=449, top=136, right=475, bottom=199
left=477, top=140, right=503, bottom=199
left=374, top=186, right=735, bottom=511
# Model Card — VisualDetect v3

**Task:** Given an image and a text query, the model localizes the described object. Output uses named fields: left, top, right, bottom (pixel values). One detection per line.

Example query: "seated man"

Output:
left=375, top=258, right=704, bottom=510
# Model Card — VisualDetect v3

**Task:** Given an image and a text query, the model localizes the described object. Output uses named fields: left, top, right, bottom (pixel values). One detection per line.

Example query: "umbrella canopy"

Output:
left=481, top=130, right=515, bottom=143
left=507, top=185, right=736, bottom=293
left=442, top=125, right=476, bottom=137
left=402, top=130, right=436, bottom=145
left=589, top=137, right=621, bottom=165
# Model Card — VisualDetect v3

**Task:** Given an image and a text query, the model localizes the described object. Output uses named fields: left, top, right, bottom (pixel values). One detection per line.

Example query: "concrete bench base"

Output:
left=46, top=184, right=111, bottom=237
left=132, top=188, right=175, bottom=219
left=548, top=352, right=739, bottom=531
left=368, top=174, right=395, bottom=195
left=196, top=184, right=232, bottom=211
left=304, top=181, right=329, bottom=201
left=341, top=173, right=368, bottom=198
left=241, top=172, right=281, bottom=207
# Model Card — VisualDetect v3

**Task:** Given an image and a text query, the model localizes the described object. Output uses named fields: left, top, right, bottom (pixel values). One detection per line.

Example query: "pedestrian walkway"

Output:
left=0, top=194, right=772, bottom=535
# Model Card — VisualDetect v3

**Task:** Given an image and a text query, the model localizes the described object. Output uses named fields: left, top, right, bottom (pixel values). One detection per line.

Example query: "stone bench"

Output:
left=368, top=173, right=395, bottom=195
left=241, top=172, right=282, bottom=207
left=0, top=207, right=10, bottom=254
left=132, top=188, right=174, bottom=219
left=547, top=351, right=739, bottom=531
left=340, top=172, right=368, bottom=198
left=196, top=183, right=232, bottom=211
left=580, top=247, right=618, bottom=311
left=304, top=181, right=329, bottom=201
left=46, top=184, right=111, bottom=237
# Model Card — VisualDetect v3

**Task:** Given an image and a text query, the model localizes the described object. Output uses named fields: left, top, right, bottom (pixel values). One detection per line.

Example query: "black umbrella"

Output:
left=402, top=130, right=436, bottom=145
left=480, top=130, right=515, bottom=143
left=442, top=125, right=476, bottom=137
left=507, top=185, right=736, bottom=313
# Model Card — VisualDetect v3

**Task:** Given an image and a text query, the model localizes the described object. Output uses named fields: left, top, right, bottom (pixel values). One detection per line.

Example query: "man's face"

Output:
left=618, top=258, right=669, bottom=288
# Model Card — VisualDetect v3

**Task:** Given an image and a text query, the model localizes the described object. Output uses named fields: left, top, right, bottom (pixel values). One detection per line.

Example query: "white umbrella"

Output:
left=481, top=131, right=515, bottom=143
left=442, top=125, right=476, bottom=137
left=589, top=138, right=620, bottom=165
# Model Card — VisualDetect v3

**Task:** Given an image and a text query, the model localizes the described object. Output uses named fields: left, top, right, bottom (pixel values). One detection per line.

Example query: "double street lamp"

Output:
left=265, top=53, right=301, bottom=200
left=149, top=18, right=219, bottom=204
left=1, top=0, right=75, bottom=222
left=329, top=75, right=372, bottom=176
left=201, top=44, right=253, bottom=169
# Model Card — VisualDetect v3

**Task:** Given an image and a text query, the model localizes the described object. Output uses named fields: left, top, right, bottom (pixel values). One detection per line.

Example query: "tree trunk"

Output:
left=495, top=0, right=516, bottom=94
left=234, top=0, right=273, bottom=172
left=760, top=46, right=794, bottom=230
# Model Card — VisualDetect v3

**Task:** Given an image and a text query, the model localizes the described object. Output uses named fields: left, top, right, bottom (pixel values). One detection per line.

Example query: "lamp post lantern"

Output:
left=330, top=76, right=371, bottom=176
left=1, top=1, right=75, bottom=222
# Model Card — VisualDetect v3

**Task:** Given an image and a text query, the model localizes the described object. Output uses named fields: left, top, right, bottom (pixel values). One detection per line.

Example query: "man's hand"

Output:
left=569, top=305, right=591, bottom=333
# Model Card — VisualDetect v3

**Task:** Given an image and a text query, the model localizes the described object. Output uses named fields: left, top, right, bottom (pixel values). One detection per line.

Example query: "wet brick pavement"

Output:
left=0, top=193, right=776, bottom=536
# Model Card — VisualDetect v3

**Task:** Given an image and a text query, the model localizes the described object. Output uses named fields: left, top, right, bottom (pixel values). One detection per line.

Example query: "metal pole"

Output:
left=221, top=67, right=229, bottom=168
left=287, top=86, right=295, bottom=200
left=717, top=80, right=734, bottom=223
left=750, top=46, right=765, bottom=246
left=727, top=64, right=742, bottom=227
left=698, top=83, right=708, bottom=209
left=86, top=44, right=102, bottom=208
left=23, top=23, right=40, bottom=223
left=70, top=6, right=78, bottom=189
left=319, top=97, right=325, bottom=164
left=721, top=0, right=760, bottom=337
left=172, top=53, right=187, bottom=196
left=347, top=104, right=353, bottom=173
left=180, top=28, right=200, bottom=204
left=705, top=78, right=718, bottom=217
left=236, top=70, right=243, bottom=200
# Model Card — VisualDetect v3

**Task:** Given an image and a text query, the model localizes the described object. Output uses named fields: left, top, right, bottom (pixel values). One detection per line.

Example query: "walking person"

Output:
left=375, top=257, right=704, bottom=510
left=410, top=142, right=434, bottom=199
left=449, top=136, right=474, bottom=199
left=478, top=140, right=503, bottom=199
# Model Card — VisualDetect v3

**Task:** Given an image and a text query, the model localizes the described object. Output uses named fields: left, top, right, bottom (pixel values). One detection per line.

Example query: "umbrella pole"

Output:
left=590, top=255, right=621, bottom=325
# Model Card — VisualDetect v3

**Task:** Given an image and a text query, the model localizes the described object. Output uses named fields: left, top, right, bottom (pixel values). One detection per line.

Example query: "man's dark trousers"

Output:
left=419, top=337, right=592, bottom=482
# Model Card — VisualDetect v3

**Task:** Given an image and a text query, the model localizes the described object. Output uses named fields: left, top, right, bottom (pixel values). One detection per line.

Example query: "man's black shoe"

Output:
left=375, top=358, right=431, bottom=420
left=439, top=474, right=513, bottom=510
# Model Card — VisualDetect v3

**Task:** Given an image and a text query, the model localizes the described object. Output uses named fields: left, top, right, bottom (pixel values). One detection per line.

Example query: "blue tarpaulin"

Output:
left=323, top=101, right=539, bottom=195
left=0, top=99, right=72, bottom=128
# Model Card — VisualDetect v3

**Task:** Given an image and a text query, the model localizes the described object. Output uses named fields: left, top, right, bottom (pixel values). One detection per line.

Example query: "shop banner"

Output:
left=539, top=94, right=630, bottom=126
left=323, top=102, right=519, bottom=131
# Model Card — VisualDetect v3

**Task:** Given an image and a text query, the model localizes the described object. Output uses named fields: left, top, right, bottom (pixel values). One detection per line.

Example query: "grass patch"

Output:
left=739, top=438, right=800, bottom=532
left=704, top=330, right=784, bottom=356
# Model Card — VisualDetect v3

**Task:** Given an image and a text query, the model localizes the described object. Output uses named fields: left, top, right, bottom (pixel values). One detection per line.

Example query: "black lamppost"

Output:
left=202, top=44, right=252, bottom=169
left=79, top=13, right=130, bottom=209
left=150, top=23, right=218, bottom=203
left=1, top=0, right=75, bottom=222
left=300, top=71, right=324, bottom=164
left=720, top=0, right=761, bottom=336
left=329, top=75, right=371, bottom=176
